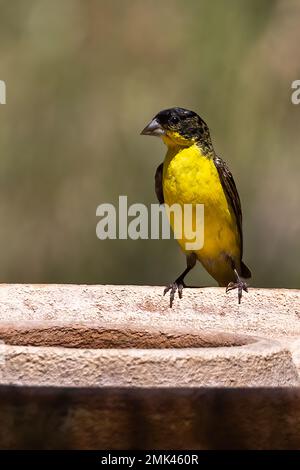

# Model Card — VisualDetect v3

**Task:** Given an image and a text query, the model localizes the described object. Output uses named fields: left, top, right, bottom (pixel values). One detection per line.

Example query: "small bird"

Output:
left=141, top=107, right=251, bottom=307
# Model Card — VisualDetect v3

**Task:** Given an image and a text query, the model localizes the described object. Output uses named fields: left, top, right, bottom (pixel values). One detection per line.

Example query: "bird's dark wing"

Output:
left=155, top=163, right=164, bottom=204
left=213, top=155, right=243, bottom=256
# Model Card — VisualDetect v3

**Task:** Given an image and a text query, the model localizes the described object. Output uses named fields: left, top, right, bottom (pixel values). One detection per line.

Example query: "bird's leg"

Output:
left=164, top=253, right=196, bottom=308
left=163, top=271, right=187, bottom=308
left=226, top=268, right=248, bottom=304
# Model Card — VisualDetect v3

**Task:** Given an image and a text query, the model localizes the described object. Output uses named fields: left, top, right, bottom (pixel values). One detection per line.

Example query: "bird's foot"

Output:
left=226, top=280, right=248, bottom=304
left=164, top=280, right=186, bottom=308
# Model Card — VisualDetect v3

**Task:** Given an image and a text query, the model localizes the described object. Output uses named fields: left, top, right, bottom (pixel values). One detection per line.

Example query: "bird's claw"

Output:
left=226, top=280, right=248, bottom=304
left=164, top=281, right=185, bottom=308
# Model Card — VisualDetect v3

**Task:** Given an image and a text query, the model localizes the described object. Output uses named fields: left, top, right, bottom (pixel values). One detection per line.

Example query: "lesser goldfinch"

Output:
left=141, top=107, right=251, bottom=307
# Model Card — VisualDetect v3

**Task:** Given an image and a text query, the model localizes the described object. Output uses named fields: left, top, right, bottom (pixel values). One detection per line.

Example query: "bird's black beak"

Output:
left=140, top=118, right=165, bottom=137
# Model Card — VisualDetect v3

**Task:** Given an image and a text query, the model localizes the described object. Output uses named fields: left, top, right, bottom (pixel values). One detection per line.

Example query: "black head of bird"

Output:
left=141, top=107, right=213, bottom=152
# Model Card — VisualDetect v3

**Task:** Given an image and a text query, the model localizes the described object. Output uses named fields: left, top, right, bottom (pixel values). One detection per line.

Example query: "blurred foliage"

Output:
left=0, top=0, right=299, bottom=288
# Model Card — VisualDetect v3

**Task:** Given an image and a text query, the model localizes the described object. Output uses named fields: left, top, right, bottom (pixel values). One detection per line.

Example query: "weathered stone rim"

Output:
left=1, top=337, right=298, bottom=388
left=0, top=284, right=299, bottom=388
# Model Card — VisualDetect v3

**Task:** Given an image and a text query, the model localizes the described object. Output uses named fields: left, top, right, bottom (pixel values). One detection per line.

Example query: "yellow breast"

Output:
left=162, top=143, right=240, bottom=281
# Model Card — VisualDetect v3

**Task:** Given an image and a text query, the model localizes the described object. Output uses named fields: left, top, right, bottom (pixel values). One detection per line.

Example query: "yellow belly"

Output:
left=162, top=144, right=241, bottom=285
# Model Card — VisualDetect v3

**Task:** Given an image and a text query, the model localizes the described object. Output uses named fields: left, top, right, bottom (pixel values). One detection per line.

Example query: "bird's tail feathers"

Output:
left=241, top=261, right=251, bottom=279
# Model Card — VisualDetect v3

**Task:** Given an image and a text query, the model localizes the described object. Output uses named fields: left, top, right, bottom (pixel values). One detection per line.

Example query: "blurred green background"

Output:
left=0, top=0, right=299, bottom=288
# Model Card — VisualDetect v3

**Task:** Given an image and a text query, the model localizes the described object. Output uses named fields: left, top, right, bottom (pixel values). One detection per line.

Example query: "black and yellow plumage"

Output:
left=141, top=107, right=251, bottom=306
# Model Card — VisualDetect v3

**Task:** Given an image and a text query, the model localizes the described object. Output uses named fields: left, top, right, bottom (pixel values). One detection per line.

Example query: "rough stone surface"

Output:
left=0, top=284, right=300, bottom=449
left=0, top=284, right=299, bottom=340
left=0, top=284, right=299, bottom=387
left=1, top=339, right=298, bottom=387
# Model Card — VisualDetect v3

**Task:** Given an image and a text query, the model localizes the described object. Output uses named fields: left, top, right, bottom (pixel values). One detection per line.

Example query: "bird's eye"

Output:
left=170, top=115, right=179, bottom=125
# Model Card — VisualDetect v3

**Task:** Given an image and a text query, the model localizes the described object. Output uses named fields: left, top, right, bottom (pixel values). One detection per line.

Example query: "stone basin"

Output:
left=0, top=284, right=299, bottom=449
